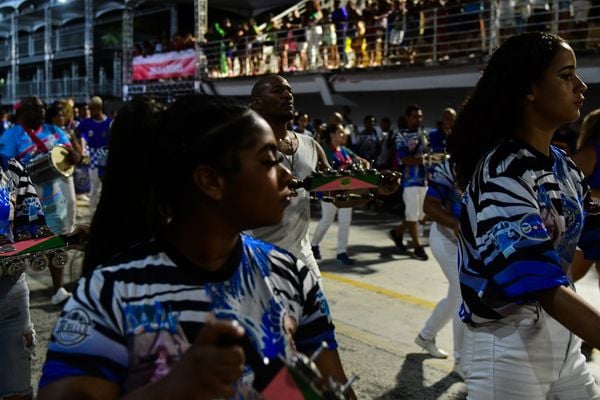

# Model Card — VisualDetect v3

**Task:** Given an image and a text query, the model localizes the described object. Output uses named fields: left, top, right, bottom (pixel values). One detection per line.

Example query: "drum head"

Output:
left=51, top=146, right=75, bottom=177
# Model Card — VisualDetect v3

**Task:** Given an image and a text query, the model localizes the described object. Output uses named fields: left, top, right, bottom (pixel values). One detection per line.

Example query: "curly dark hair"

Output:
left=448, top=32, right=566, bottom=190
left=82, top=95, right=260, bottom=275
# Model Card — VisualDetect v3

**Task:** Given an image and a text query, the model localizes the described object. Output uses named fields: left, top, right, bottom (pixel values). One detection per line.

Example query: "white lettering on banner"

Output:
left=133, top=49, right=196, bottom=81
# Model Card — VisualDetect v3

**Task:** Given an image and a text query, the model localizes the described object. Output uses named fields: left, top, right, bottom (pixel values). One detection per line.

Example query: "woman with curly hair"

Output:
left=449, top=32, right=600, bottom=398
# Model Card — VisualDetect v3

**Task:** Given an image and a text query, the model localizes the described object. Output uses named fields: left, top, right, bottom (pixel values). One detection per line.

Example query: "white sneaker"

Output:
left=414, top=334, right=449, bottom=359
left=51, top=287, right=72, bottom=305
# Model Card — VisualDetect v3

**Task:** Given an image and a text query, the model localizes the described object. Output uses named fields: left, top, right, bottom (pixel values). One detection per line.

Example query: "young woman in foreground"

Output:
left=449, top=32, right=600, bottom=398
left=38, top=96, right=355, bottom=399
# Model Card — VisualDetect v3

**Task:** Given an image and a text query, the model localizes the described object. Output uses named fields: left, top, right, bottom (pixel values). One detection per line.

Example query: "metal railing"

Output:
left=194, top=1, right=600, bottom=79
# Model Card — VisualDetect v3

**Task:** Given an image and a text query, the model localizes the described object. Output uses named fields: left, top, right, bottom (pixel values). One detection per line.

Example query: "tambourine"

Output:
left=218, top=334, right=358, bottom=400
left=290, top=166, right=401, bottom=204
left=423, top=152, right=449, bottom=168
left=0, top=230, right=87, bottom=279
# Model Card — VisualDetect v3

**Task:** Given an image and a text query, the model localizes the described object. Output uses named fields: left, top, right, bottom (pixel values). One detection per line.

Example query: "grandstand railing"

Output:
left=194, top=2, right=599, bottom=79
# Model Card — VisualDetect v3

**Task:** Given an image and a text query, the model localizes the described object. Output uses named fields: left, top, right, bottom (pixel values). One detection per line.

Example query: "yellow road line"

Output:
left=321, top=272, right=437, bottom=310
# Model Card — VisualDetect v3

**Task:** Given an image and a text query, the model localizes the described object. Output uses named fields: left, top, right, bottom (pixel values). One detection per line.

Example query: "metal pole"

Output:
left=552, top=0, right=559, bottom=34
left=488, top=0, right=497, bottom=55
left=433, top=7, right=438, bottom=63
left=10, top=12, right=18, bottom=103
left=84, top=0, right=94, bottom=98
left=194, top=0, right=208, bottom=80
left=170, top=5, right=178, bottom=38
left=122, top=0, right=134, bottom=99
left=44, top=5, right=52, bottom=101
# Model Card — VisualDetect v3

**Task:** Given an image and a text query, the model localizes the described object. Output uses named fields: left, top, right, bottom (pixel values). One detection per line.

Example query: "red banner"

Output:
left=132, top=49, right=196, bottom=81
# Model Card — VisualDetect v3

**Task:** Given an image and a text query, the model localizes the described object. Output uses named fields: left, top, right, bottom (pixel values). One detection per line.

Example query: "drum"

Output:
left=26, top=145, right=75, bottom=185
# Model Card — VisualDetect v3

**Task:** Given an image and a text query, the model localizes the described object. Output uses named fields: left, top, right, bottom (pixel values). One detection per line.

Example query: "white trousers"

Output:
left=59, top=176, right=77, bottom=234
left=89, top=168, right=103, bottom=216
left=419, top=223, right=464, bottom=362
left=311, top=201, right=352, bottom=254
left=463, top=305, right=600, bottom=399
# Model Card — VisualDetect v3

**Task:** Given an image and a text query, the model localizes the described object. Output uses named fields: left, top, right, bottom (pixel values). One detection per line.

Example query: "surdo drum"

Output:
left=25, top=145, right=75, bottom=185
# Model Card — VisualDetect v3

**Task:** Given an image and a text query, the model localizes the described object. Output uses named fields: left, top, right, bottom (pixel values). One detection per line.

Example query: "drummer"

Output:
left=0, top=96, right=81, bottom=305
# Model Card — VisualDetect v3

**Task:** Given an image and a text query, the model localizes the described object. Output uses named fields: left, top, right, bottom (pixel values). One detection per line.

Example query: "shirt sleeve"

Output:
left=473, top=175, right=569, bottom=302
left=8, top=158, right=49, bottom=237
left=395, top=131, right=409, bottom=160
left=426, top=161, right=452, bottom=201
left=54, top=126, right=73, bottom=147
left=293, top=261, right=338, bottom=354
left=39, top=270, right=129, bottom=389
left=579, top=185, right=600, bottom=260
left=0, top=129, right=19, bottom=158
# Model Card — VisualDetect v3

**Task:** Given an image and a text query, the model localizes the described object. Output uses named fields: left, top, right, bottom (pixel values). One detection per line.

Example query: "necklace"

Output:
left=277, top=132, right=297, bottom=173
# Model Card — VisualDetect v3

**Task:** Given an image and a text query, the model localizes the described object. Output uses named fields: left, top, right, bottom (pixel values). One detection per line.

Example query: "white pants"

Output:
left=311, top=201, right=352, bottom=254
left=59, top=176, right=76, bottom=234
left=463, top=305, right=600, bottom=399
left=89, top=168, right=103, bottom=216
left=402, top=186, right=426, bottom=222
left=419, top=223, right=464, bottom=363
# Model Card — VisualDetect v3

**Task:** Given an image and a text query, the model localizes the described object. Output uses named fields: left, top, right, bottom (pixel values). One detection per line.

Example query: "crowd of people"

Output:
left=0, top=31, right=599, bottom=400
left=133, top=0, right=600, bottom=78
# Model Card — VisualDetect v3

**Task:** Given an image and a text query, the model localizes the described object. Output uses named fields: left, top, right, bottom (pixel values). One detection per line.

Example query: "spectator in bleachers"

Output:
left=497, top=0, right=516, bottom=39
left=588, top=2, right=600, bottom=49
left=528, top=0, right=551, bottom=32
left=304, top=0, right=324, bottom=68
left=332, top=0, right=350, bottom=66
left=388, top=0, right=407, bottom=63
left=572, top=0, right=593, bottom=49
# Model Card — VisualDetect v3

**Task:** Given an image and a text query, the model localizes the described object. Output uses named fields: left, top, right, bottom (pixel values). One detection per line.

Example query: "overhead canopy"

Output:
left=0, top=0, right=300, bottom=24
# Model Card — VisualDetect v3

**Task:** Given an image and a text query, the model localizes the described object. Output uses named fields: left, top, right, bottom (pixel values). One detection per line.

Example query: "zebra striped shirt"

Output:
left=40, top=234, right=337, bottom=397
left=458, top=138, right=600, bottom=324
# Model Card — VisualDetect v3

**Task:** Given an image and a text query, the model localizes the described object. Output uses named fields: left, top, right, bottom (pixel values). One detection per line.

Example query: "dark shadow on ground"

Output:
left=375, top=353, right=466, bottom=400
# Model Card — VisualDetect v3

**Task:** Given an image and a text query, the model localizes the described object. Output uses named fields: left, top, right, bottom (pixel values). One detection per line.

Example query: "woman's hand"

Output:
left=153, top=319, right=247, bottom=400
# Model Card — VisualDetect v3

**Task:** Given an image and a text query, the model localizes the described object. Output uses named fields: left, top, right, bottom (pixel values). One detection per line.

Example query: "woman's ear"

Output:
left=192, top=165, right=226, bottom=200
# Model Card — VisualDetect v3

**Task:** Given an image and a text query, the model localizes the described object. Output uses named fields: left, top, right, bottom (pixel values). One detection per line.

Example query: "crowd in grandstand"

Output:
left=132, top=0, right=600, bottom=79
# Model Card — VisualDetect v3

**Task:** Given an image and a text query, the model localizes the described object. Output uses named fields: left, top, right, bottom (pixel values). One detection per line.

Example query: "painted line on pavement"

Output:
left=321, top=271, right=437, bottom=310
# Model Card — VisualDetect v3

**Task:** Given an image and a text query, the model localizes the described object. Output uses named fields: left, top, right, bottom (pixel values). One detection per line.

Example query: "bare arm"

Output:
left=315, top=141, right=332, bottom=170
left=423, top=196, right=458, bottom=235
left=314, top=349, right=357, bottom=400
left=538, top=285, right=600, bottom=349
left=399, top=155, right=424, bottom=166
left=572, top=145, right=597, bottom=178
left=38, top=320, right=246, bottom=400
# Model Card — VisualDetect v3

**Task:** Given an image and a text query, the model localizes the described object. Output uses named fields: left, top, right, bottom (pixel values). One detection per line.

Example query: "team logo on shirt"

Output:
left=561, top=196, right=582, bottom=241
left=53, top=308, right=94, bottom=346
left=519, top=213, right=548, bottom=240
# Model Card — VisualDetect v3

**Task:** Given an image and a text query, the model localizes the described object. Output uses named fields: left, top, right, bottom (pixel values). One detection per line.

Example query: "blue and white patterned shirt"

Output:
left=395, top=128, right=427, bottom=187
left=458, top=139, right=600, bottom=324
left=40, top=234, right=337, bottom=397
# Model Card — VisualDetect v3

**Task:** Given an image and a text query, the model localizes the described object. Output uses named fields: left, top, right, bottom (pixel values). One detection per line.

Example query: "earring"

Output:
left=526, top=94, right=534, bottom=102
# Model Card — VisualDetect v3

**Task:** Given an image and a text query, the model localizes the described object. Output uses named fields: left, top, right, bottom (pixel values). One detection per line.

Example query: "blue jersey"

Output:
left=40, top=234, right=337, bottom=397
left=77, top=117, right=111, bottom=171
left=458, top=139, right=600, bottom=325
left=426, top=159, right=462, bottom=241
left=427, top=128, right=448, bottom=153
left=395, top=128, right=427, bottom=187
